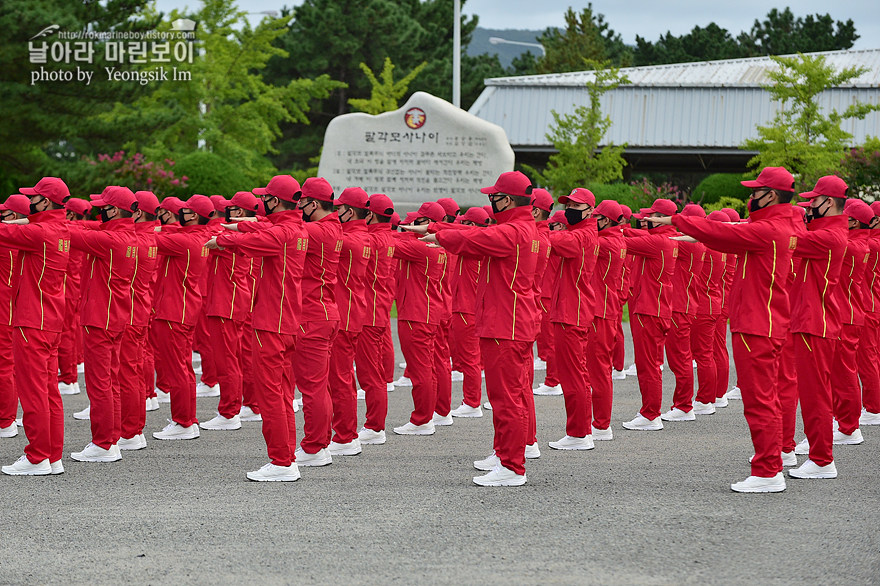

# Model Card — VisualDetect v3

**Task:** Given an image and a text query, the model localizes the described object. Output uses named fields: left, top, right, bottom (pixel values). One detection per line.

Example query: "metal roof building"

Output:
left=468, top=48, right=880, bottom=174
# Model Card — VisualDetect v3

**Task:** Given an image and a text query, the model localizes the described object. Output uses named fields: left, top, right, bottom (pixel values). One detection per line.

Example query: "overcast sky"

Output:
left=153, top=0, right=879, bottom=49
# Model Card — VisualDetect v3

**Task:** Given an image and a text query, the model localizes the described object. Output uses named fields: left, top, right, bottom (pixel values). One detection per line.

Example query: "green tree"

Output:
left=739, top=8, right=858, bottom=56
left=634, top=23, right=746, bottom=66
left=528, top=60, right=629, bottom=196
left=348, top=57, right=427, bottom=115
left=536, top=5, right=632, bottom=74
left=742, top=53, right=880, bottom=190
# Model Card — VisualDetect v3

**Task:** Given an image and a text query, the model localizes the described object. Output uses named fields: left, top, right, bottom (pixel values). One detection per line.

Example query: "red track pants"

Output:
left=732, top=332, right=784, bottom=477
left=151, top=319, right=197, bottom=428
left=329, top=329, right=359, bottom=444
left=632, top=313, right=670, bottom=420
left=539, top=308, right=559, bottom=386
left=240, top=319, right=260, bottom=413
left=858, top=312, right=880, bottom=414
left=381, top=325, right=394, bottom=383
left=451, top=312, right=482, bottom=408
left=355, top=325, right=389, bottom=432
left=666, top=311, right=695, bottom=412
left=57, top=297, right=80, bottom=384
left=612, top=318, right=625, bottom=372
left=253, top=329, right=297, bottom=466
left=0, top=324, right=16, bottom=428
left=831, top=324, right=861, bottom=436
left=398, top=320, right=438, bottom=426
left=434, top=318, right=452, bottom=417
left=554, top=322, right=591, bottom=438
left=143, top=337, right=156, bottom=399
left=691, top=314, right=718, bottom=404
left=194, top=310, right=219, bottom=387
left=120, top=325, right=148, bottom=440
left=714, top=314, right=731, bottom=399
left=587, top=317, right=615, bottom=431
left=521, top=348, right=537, bottom=446
left=83, top=326, right=123, bottom=449
left=482, top=338, right=531, bottom=475
left=536, top=301, right=552, bottom=362
left=207, top=316, right=245, bottom=419
left=777, top=331, right=798, bottom=453
left=794, top=332, right=836, bottom=467
left=292, top=320, right=338, bottom=453
left=15, top=327, right=63, bottom=464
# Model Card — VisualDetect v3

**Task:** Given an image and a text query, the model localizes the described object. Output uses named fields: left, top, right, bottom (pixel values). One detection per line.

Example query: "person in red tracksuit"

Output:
left=532, top=210, right=566, bottom=396
left=717, top=208, right=741, bottom=400
left=58, top=198, right=91, bottom=396
left=545, top=188, right=599, bottom=451
left=0, top=195, right=28, bottom=440
left=859, top=204, right=880, bottom=425
left=67, top=186, right=138, bottom=463
left=828, top=200, right=872, bottom=445
left=355, top=193, right=397, bottom=444
left=193, top=197, right=227, bottom=399
left=530, top=190, right=553, bottom=377
left=199, top=192, right=258, bottom=432
left=662, top=204, right=705, bottom=422
left=433, top=197, right=460, bottom=425
left=392, top=201, right=448, bottom=436
left=326, top=187, right=371, bottom=456
left=209, top=177, right=307, bottom=482
left=620, top=199, right=679, bottom=431
left=236, top=199, right=267, bottom=424
left=587, top=200, right=625, bottom=440
left=0, top=177, right=70, bottom=476
left=612, top=205, right=633, bottom=379
left=787, top=177, right=848, bottom=480
left=665, top=167, right=798, bottom=493
left=150, top=195, right=214, bottom=441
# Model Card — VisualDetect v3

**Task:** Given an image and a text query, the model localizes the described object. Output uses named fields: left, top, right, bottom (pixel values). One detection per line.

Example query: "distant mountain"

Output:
left=468, top=27, right=547, bottom=68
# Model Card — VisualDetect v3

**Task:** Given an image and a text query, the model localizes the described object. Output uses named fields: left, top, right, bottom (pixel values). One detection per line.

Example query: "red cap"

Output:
left=462, top=207, right=490, bottom=225
left=721, top=208, right=741, bottom=222
left=530, top=188, right=554, bottom=212
left=230, top=191, right=260, bottom=212
left=160, top=196, right=184, bottom=214
left=741, top=167, right=795, bottom=192
left=185, top=194, right=215, bottom=219
left=480, top=171, right=533, bottom=197
left=401, top=211, right=419, bottom=225
left=91, top=186, right=137, bottom=212
left=707, top=210, right=730, bottom=222
left=846, top=201, right=874, bottom=225
left=64, top=197, right=92, bottom=217
left=549, top=210, right=568, bottom=225
left=367, top=193, right=395, bottom=218
left=416, top=201, right=445, bottom=223
left=334, top=186, right=369, bottom=209
left=870, top=202, right=880, bottom=216
left=482, top=204, right=495, bottom=219
left=593, top=199, right=623, bottom=221
left=680, top=203, right=706, bottom=218
left=134, top=191, right=160, bottom=215
left=559, top=188, right=595, bottom=206
left=1, top=194, right=33, bottom=216
left=633, top=207, right=652, bottom=220
left=797, top=201, right=811, bottom=208
left=648, top=198, right=677, bottom=216
left=255, top=200, right=267, bottom=217
left=210, top=195, right=229, bottom=212
left=19, top=177, right=70, bottom=205
left=619, top=204, right=633, bottom=220
left=254, top=175, right=302, bottom=203
left=300, top=177, right=334, bottom=203
left=390, top=212, right=401, bottom=227
left=436, top=197, right=460, bottom=217
left=799, top=175, right=848, bottom=200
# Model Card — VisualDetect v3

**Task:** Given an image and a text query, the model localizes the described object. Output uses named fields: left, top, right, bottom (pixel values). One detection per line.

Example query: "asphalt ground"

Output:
left=0, top=321, right=878, bottom=585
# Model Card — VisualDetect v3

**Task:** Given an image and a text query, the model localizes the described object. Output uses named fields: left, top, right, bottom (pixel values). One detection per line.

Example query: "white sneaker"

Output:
left=118, top=434, right=147, bottom=451
left=833, top=428, right=864, bottom=445
left=239, top=405, right=262, bottom=422
left=450, top=403, right=482, bottom=418
left=473, top=464, right=527, bottom=487
left=393, top=421, right=435, bottom=435
left=789, top=459, right=837, bottom=479
left=77, top=362, right=84, bottom=373
left=152, top=420, right=200, bottom=440
left=50, top=460, right=64, bottom=475
left=294, top=447, right=332, bottom=467
left=782, top=451, right=798, bottom=467
left=859, top=408, right=880, bottom=426
left=533, top=358, right=547, bottom=371
left=474, top=452, right=500, bottom=471
left=432, top=412, right=453, bottom=426
left=15, top=418, right=22, bottom=427
left=155, top=389, right=171, bottom=404
left=548, top=435, right=595, bottom=450
left=660, top=408, right=696, bottom=422
left=716, top=395, right=729, bottom=408
left=451, top=370, right=464, bottom=382
left=293, top=398, right=302, bottom=412
left=624, top=363, right=638, bottom=377
left=58, top=381, right=81, bottom=395
left=327, top=439, right=362, bottom=456
left=533, top=383, right=562, bottom=396
left=1, top=455, right=51, bottom=476
left=247, top=462, right=301, bottom=482
left=611, top=369, right=626, bottom=380
left=730, top=473, right=786, bottom=493
left=386, top=383, right=395, bottom=393
left=199, top=414, right=241, bottom=431
left=70, top=442, right=121, bottom=463
left=0, top=423, right=18, bottom=438
left=398, top=361, right=407, bottom=369
left=195, top=381, right=220, bottom=398
left=145, top=397, right=159, bottom=412
left=793, top=437, right=810, bottom=455
left=356, top=389, right=365, bottom=400
left=622, top=414, right=663, bottom=431
left=357, top=427, right=387, bottom=445
left=73, top=405, right=91, bottom=420
left=483, top=401, right=493, bottom=410
left=591, top=425, right=613, bottom=441
left=393, top=376, right=412, bottom=387
left=525, top=443, right=541, bottom=459
left=727, top=386, right=742, bottom=400
left=692, top=401, right=716, bottom=415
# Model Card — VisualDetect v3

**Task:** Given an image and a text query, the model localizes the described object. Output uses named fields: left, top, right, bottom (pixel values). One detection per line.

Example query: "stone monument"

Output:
left=317, top=92, right=515, bottom=209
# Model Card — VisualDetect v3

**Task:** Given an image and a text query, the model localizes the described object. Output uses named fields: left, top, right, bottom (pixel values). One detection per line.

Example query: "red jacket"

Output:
left=673, top=204, right=796, bottom=339
left=65, top=222, right=86, bottom=307
left=593, top=225, right=626, bottom=321
left=672, top=240, right=705, bottom=315
left=394, top=232, right=447, bottom=325
left=70, top=217, right=137, bottom=332
left=364, top=222, right=397, bottom=328
left=301, top=214, right=342, bottom=323
left=534, top=220, right=551, bottom=304
left=217, top=210, right=306, bottom=335
left=433, top=206, right=539, bottom=341
left=623, top=225, right=679, bottom=319
left=153, top=225, right=210, bottom=326
left=0, top=209, right=69, bottom=332
left=549, top=218, right=599, bottom=326
left=452, top=253, right=481, bottom=315
left=0, top=246, right=18, bottom=327
left=834, top=229, right=870, bottom=327
left=695, top=248, right=725, bottom=316
left=790, top=215, right=847, bottom=338
left=721, top=253, right=737, bottom=314
left=205, top=240, right=252, bottom=322
left=129, top=221, right=158, bottom=328
left=862, top=231, right=880, bottom=315
left=438, top=250, right=456, bottom=323
left=336, top=219, right=371, bottom=332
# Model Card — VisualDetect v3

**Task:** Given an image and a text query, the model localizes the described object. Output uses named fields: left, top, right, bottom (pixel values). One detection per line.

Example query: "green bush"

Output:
left=171, top=151, right=251, bottom=197
left=692, top=173, right=751, bottom=205
left=586, top=182, right=641, bottom=212
left=705, top=196, right=747, bottom=217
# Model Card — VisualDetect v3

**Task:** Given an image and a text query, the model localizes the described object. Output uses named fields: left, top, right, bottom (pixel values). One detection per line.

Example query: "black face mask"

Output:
left=263, top=197, right=279, bottom=217
left=490, top=196, right=508, bottom=215
left=810, top=199, right=830, bottom=220
left=301, top=202, right=315, bottom=223
left=748, top=191, right=772, bottom=213
left=564, top=208, right=585, bottom=226
left=178, top=211, right=195, bottom=225
left=99, top=208, right=115, bottom=223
